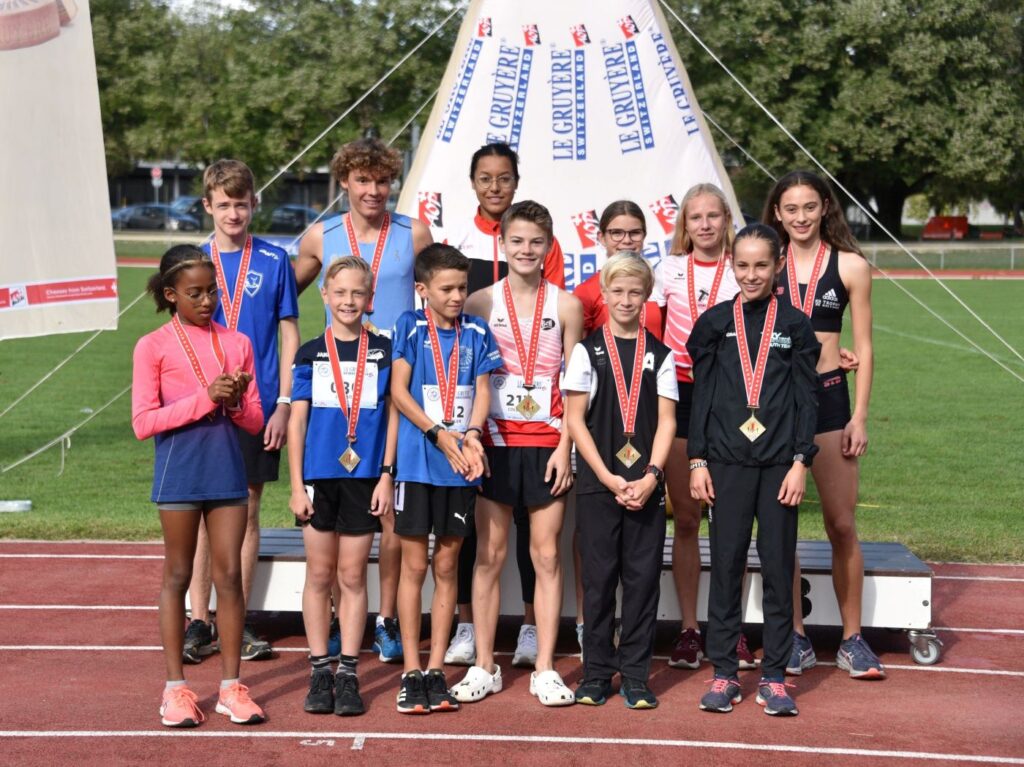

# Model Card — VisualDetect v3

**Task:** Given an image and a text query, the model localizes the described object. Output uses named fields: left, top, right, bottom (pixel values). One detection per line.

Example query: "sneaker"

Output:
left=303, top=668, right=334, bottom=714
left=530, top=670, right=575, bottom=707
left=240, top=625, right=273, bottom=661
left=575, top=678, right=612, bottom=706
left=334, top=674, right=365, bottom=716
left=424, top=669, right=460, bottom=712
left=619, top=677, right=658, bottom=710
left=737, top=633, right=759, bottom=670
left=160, top=685, right=205, bottom=727
left=698, top=676, right=742, bottom=713
left=372, top=617, right=403, bottom=663
left=444, top=622, right=476, bottom=666
left=667, top=627, right=704, bottom=669
left=756, top=679, right=798, bottom=716
left=512, top=624, right=538, bottom=668
left=326, top=618, right=341, bottom=662
left=182, top=619, right=217, bottom=664
left=396, top=670, right=430, bottom=715
left=837, top=633, right=887, bottom=679
left=452, top=664, right=502, bottom=703
left=575, top=623, right=584, bottom=661
left=215, top=682, right=266, bottom=724
left=785, top=632, right=816, bottom=676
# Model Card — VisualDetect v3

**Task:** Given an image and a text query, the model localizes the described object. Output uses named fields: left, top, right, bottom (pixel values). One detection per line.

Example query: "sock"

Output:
left=310, top=654, right=332, bottom=675
left=376, top=615, right=385, bottom=628
left=338, top=654, right=358, bottom=677
left=220, top=678, right=239, bottom=689
left=165, top=679, right=187, bottom=690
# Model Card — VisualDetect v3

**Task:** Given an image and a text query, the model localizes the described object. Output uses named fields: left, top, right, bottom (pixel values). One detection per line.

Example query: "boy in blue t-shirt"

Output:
left=390, top=244, right=502, bottom=714
left=186, top=159, right=300, bottom=664
left=288, top=256, right=397, bottom=717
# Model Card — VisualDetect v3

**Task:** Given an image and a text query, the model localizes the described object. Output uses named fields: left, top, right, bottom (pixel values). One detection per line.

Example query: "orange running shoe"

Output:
left=160, top=685, right=205, bottom=728
left=215, top=682, right=266, bottom=724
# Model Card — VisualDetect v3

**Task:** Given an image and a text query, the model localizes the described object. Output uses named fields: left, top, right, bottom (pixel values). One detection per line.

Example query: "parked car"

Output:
left=269, top=204, right=323, bottom=233
left=111, top=204, right=201, bottom=231
left=922, top=215, right=976, bottom=240
left=171, top=195, right=205, bottom=220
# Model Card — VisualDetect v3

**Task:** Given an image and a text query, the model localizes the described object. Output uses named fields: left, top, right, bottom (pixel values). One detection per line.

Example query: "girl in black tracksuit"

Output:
left=687, top=223, right=820, bottom=717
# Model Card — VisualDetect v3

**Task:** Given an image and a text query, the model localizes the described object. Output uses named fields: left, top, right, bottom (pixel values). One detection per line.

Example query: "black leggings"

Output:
left=457, top=503, right=536, bottom=607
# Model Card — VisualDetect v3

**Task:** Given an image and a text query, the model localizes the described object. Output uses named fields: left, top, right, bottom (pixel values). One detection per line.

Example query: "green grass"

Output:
left=1, top=242, right=1022, bottom=561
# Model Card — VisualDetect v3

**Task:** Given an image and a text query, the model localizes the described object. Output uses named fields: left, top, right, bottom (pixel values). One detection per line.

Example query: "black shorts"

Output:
left=299, top=478, right=382, bottom=535
left=237, top=426, right=281, bottom=485
left=675, top=380, right=694, bottom=439
left=480, top=446, right=567, bottom=507
left=394, top=481, right=477, bottom=538
left=816, top=368, right=851, bottom=434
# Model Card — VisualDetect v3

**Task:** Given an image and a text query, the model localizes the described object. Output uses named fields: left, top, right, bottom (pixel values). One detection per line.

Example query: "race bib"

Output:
left=488, top=375, right=552, bottom=421
left=422, top=384, right=473, bottom=432
left=311, top=361, right=379, bottom=410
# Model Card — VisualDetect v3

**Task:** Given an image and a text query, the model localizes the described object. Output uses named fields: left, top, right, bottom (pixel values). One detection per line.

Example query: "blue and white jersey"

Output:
left=292, top=331, right=392, bottom=481
left=392, top=309, right=502, bottom=486
left=319, top=212, right=416, bottom=337
left=203, top=236, right=299, bottom=423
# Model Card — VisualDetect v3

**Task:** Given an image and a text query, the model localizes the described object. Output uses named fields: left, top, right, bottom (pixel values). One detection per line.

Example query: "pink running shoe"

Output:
left=737, top=633, right=759, bottom=670
left=160, top=685, right=205, bottom=728
left=668, top=627, right=704, bottom=669
left=216, top=682, right=266, bottom=724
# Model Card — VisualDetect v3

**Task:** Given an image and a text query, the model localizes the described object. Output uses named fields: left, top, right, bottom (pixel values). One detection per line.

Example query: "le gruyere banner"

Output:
left=397, top=0, right=742, bottom=289
left=0, top=0, right=117, bottom=340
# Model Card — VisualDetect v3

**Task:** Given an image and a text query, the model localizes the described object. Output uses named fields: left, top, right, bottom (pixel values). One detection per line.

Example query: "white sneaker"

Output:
left=530, top=670, right=575, bottom=707
left=451, top=664, right=502, bottom=703
left=444, top=622, right=476, bottom=665
left=512, top=624, right=538, bottom=668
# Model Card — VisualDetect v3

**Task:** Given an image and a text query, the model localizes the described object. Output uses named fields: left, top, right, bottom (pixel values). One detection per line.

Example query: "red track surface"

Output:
left=2, top=541, right=1023, bottom=766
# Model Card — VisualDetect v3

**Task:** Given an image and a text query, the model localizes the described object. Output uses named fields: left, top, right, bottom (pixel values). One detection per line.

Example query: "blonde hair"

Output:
left=600, top=251, right=654, bottom=298
left=669, top=183, right=735, bottom=255
left=323, top=255, right=373, bottom=290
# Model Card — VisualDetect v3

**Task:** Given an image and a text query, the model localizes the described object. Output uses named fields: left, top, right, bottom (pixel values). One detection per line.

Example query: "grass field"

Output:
left=1, top=242, right=1022, bottom=561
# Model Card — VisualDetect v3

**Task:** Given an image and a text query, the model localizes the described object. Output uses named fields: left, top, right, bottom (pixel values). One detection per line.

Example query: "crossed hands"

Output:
left=603, top=472, right=658, bottom=511
left=207, top=368, right=253, bottom=408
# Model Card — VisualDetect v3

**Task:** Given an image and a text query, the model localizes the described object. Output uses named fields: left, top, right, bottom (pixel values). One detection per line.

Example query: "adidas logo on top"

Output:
left=822, top=288, right=838, bottom=301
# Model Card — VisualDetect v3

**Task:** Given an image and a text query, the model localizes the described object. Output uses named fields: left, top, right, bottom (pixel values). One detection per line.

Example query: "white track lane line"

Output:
left=934, top=575, right=1024, bottom=583
left=0, top=554, right=163, bottom=560
left=0, top=730, right=1022, bottom=764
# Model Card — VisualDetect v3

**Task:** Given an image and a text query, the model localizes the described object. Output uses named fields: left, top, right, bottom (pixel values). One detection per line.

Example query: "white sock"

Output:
left=220, top=678, right=239, bottom=689
left=165, top=680, right=187, bottom=690
left=376, top=615, right=385, bottom=628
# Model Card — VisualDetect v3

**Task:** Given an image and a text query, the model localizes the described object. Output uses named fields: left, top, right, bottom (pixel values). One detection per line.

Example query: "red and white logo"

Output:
left=418, top=191, right=444, bottom=228
left=649, top=194, right=680, bottom=234
left=522, top=23, right=541, bottom=46
left=618, top=15, right=640, bottom=39
left=10, top=286, right=27, bottom=307
left=571, top=210, right=600, bottom=248
left=477, top=17, right=492, bottom=37
left=569, top=24, right=590, bottom=46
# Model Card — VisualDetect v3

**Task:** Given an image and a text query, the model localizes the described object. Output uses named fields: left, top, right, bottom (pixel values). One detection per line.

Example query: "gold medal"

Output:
left=732, top=297, right=778, bottom=445
left=516, top=392, right=541, bottom=419
left=739, top=412, right=766, bottom=442
left=339, top=445, right=361, bottom=472
left=616, top=437, right=642, bottom=468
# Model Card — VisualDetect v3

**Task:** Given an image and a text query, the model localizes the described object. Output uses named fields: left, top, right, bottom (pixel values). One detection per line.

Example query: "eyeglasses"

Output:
left=174, top=288, right=219, bottom=304
left=473, top=174, right=517, bottom=190
left=605, top=228, right=646, bottom=242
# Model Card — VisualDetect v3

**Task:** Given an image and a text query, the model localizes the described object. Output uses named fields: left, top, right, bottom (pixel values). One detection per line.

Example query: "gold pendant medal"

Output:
left=739, top=412, right=766, bottom=442
left=339, top=444, right=361, bottom=472
left=516, top=391, right=541, bottom=419
left=616, top=436, right=642, bottom=468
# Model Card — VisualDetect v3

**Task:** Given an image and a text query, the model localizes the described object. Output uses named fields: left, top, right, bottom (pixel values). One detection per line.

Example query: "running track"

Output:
left=1, top=541, right=1022, bottom=766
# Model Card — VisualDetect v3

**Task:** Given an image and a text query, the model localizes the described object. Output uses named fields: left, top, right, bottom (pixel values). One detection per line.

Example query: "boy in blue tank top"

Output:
left=389, top=244, right=502, bottom=715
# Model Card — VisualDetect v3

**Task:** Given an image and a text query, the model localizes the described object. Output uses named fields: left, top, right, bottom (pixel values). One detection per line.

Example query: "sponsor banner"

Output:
left=0, top=0, right=117, bottom=339
left=399, top=0, right=742, bottom=289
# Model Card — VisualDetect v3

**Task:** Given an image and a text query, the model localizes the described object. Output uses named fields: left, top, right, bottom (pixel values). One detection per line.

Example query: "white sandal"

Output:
left=451, top=664, right=502, bottom=703
left=530, top=670, right=575, bottom=707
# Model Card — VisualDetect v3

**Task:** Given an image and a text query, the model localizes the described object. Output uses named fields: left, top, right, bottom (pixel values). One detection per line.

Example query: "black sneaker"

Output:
left=182, top=619, right=216, bottom=664
left=424, top=669, right=460, bottom=712
left=619, top=677, right=658, bottom=709
left=575, top=678, right=612, bottom=706
left=334, top=674, right=365, bottom=716
left=303, top=667, right=334, bottom=714
left=240, top=624, right=273, bottom=661
left=396, top=670, right=430, bottom=715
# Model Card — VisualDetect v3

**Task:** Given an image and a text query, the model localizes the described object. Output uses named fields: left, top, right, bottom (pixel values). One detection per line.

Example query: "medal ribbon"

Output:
left=502, top=279, right=546, bottom=387
left=687, top=253, right=727, bottom=323
left=786, top=240, right=827, bottom=318
left=602, top=324, right=646, bottom=435
left=325, top=326, right=368, bottom=443
left=171, top=314, right=225, bottom=389
left=210, top=235, right=252, bottom=331
left=345, top=212, right=390, bottom=313
left=425, top=311, right=460, bottom=426
left=732, top=295, right=778, bottom=410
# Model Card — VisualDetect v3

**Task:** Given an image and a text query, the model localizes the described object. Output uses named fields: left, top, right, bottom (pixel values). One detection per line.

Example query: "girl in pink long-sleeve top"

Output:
left=132, top=245, right=267, bottom=728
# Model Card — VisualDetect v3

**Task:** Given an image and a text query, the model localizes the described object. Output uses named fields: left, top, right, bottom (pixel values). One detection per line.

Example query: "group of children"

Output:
left=132, top=140, right=881, bottom=728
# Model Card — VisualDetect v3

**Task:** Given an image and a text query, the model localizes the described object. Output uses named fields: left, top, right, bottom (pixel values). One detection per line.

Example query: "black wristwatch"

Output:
left=644, top=464, right=665, bottom=484
left=425, top=424, right=443, bottom=445
left=380, top=464, right=397, bottom=477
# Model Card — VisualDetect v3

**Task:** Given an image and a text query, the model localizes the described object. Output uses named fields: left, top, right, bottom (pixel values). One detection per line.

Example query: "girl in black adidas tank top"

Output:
left=763, top=170, right=885, bottom=680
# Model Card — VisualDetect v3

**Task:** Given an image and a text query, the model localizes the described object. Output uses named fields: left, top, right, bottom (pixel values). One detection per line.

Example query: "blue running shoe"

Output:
left=698, top=676, right=742, bottom=713
left=619, top=677, right=658, bottom=709
left=785, top=631, right=816, bottom=676
left=372, top=616, right=403, bottom=663
left=837, top=633, right=886, bottom=679
left=575, top=678, right=612, bottom=706
left=756, top=678, right=798, bottom=716
left=326, top=618, right=341, bottom=662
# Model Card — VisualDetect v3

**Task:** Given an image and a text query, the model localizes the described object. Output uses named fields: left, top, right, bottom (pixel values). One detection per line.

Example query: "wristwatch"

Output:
left=425, top=424, right=443, bottom=445
left=793, top=453, right=810, bottom=466
left=644, top=464, right=665, bottom=484
left=380, top=464, right=397, bottom=477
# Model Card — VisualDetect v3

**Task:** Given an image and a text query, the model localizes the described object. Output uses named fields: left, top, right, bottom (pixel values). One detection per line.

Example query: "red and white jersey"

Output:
left=485, top=279, right=564, bottom=447
left=653, top=254, right=740, bottom=381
